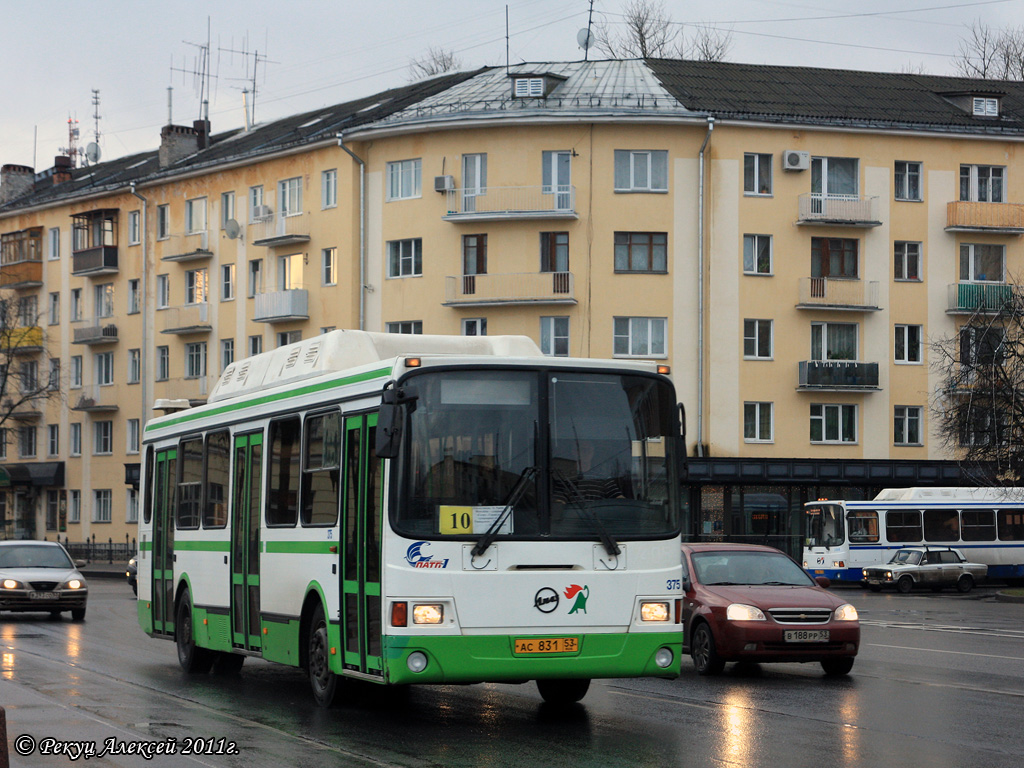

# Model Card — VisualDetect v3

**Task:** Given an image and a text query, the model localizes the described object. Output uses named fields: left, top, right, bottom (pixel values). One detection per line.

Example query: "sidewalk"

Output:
left=78, top=561, right=131, bottom=580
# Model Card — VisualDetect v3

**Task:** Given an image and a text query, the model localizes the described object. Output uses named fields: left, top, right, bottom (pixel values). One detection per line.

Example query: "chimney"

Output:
left=53, top=156, right=73, bottom=185
left=193, top=119, right=211, bottom=151
left=0, top=164, right=34, bottom=203
left=159, top=124, right=199, bottom=168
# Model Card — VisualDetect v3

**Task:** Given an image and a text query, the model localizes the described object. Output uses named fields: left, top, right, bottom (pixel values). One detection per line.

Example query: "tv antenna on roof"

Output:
left=579, top=0, right=595, bottom=61
left=221, top=34, right=276, bottom=128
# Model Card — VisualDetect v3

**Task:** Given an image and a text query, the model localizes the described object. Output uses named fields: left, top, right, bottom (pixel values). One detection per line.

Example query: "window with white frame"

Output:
left=70, top=356, right=82, bottom=388
left=811, top=322, right=858, bottom=361
left=69, top=490, right=80, bottom=523
left=972, top=97, right=999, bottom=117
left=126, top=488, right=139, bottom=524
left=156, top=346, right=169, bottom=381
left=126, top=418, right=140, bottom=454
left=811, top=156, right=858, bottom=197
left=743, top=153, right=772, bottom=195
left=810, top=403, right=857, bottom=443
left=94, top=421, right=113, bottom=455
left=895, top=161, right=922, bottom=201
left=186, top=268, right=208, bottom=304
left=48, top=358, right=59, bottom=390
left=156, top=204, right=169, bottom=239
left=744, top=319, right=773, bottom=359
left=960, top=164, right=1004, bottom=202
left=542, top=151, right=572, bottom=202
left=70, top=288, right=82, bottom=321
left=463, top=318, right=487, bottom=336
left=128, top=210, right=141, bottom=244
left=249, top=185, right=265, bottom=221
left=221, top=191, right=235, bottom=228
left=185, top=342, right=207, bottom=379
left=185, top=197, right=207, bottom=234
left=17, top=295, right=37, bottom=327
left=248, top=259, right=263, bottom=297
left=743, top=234, right=772, bottom=275
left=19, top=360, right=37, bottom=394
left=894, top=242, right=922, bottom=281
left=221, top=264, right=235, bottom=300
left=156, top=274, right=170, bottom=308
left=128, top=348, right=140, bottom=383
left=128, top=278, right=140, bottom=313
left=277, top=331, right=301, bottom=347
left=0, top=428, right=6, bottom=460
left=322, top=247, right=337, bottom=285
left=49, top=292, right=60, bottom=324
left=278, top=253, right=302, bottom=290
left=70, top=424, right=81, bottom=457
left=895, top=325, right=922, bottom=363
left=744, top=402, right=773, bottom=442
left=249, top=335, right=263, bottom=356
left=540, top=316, right=569, bottom=356
left=48, top=227, right=60, bottom=260
left=960, top=243, right=1004, bottom=282
left=386, top=321, right=422, bottom=334
left=385, top=159, right=422, bottom=202
left=92, top=489, right=112, bottom=523
left=613, top=317, right=667, bottom=357
left=387, top=238, right=422, bottom=278
left=613, top=149, right=668, bottom=192
left=322, top=169, right=337, bottom=208
left=279, top=177, right=302, bottom=216
left=94, top=283, right=114, bottom=318
left=221, top=339, right=234, bottom=371
left=895, top=405, right=923, bottom=446
left=95, top=351, right=114, bottom=386
left=19, top=426, right=36, bottom=458
left=47, top=424, right=59, bottom=457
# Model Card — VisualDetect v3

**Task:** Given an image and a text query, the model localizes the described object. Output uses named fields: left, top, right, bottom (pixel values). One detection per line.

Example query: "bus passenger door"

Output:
left=231, top=432, right=264, bottom=651
left=152, top=448, right=176, bottom=636
left=341, top=414, right=383, bottom=677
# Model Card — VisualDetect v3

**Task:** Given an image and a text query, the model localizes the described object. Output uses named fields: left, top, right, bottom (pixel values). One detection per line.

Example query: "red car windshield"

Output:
left=692, top=551, right=814, bottom=586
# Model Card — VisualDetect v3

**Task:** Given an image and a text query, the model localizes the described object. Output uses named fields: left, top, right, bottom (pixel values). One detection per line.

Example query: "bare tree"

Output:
left=930, top=287, right=1024, bottom=485
left=955, top=20, right=1024, bottom=80
left=408, top=47, right=463, bottom=81
left=594, top=0, right=678, bottom=58
left=0, top=296, right=60, bottom=437
left=679, top=22, right=732, bottom=63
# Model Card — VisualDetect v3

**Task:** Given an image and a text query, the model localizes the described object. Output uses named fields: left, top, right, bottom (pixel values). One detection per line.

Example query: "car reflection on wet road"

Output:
left=1, top=581, right=1022, bottom=767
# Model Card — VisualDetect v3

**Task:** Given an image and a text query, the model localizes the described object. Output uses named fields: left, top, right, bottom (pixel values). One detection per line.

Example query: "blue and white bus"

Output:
left=803, top=487, right=1024, bottom=584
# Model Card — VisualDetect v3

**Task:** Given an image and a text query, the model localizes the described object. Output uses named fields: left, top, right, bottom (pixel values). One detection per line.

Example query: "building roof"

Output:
left=5, top=58, right=1024, bottom=215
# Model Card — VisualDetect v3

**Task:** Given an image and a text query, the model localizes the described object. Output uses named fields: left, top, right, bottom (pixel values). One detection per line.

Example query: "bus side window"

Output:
left=961, top=509, right=996, bottom=541
left=998, top=509, right=1024, bottom=541
left=267, top=417, right=302, bottom=527
left=848, top=510, right=878, bottom=543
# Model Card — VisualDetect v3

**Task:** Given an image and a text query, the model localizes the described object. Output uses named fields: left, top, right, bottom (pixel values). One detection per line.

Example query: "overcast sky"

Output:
left=2, top=0, right=1022, bottom=169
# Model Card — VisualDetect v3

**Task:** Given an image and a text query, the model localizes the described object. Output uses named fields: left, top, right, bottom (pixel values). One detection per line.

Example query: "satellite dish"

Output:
left=85, top=142, right=101, bottom=164
left=224, top=219, right=240, bottom=240
left=577, top=28, right=593, bottom=50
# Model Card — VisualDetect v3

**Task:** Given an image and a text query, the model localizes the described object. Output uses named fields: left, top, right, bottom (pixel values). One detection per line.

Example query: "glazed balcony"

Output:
left=798, top=360, right=880, bottom=391
left=71, top=384, right=120, bottom=413
left=947, top=282, right=1013, bottom=314
left=946, top=201, right=1024, bottom=234
left=0, top=227, right=43, bottom=287
left=161, top=231, right=213, bottom=262
left=250, top=212, right=310, bottom=247
left=72, top=320, right=118, bottom=345
left=253, top=289, right=309, bottom=322
left=443, top=186, right=577, bottom=222
left=0, top=257, right=42, bottom=289
left=71, top=245, right=118, bottom=276
left=444, top=272, right=576, bottom=306
left=797, top=194, right=881, bottom=227
left=158, top=303, right=212, bottom=335
left=1, top=325, right=43, bottom=355
left=796, top=278, right=881, bottom=311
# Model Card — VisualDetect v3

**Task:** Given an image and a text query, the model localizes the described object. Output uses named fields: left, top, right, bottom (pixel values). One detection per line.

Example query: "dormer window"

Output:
left=513, top=78, right=545, bottom=98
left=972, top=96, right=999, bottom=117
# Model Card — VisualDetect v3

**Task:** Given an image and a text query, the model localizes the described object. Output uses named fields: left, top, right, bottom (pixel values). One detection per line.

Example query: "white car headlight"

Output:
left=834, top=604, right=859, bottom=621
left=64, top=579, right=85, bottom=590
left=726, top=603, right=766, bottom=621
left=2, top=579, right=23, bottom=590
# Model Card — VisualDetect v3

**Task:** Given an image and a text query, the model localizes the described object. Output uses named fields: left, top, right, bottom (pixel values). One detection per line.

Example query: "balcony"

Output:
left=1, top=326, right=43, bottom=355
left=253, top=289, right=309, bottom=323
left=798, top=361, right=880, bottom=391
left=0, top=258, right=42, bottom=289
left=796, top=278, right=881, bottom=311
left=161, top=231, right=213, bottom=262
left=71, top=384, right=119, bottom=413
left=250, top=212, right=310, bottom=247
left=444, top=272, right=576, bottom=306
left=72, top=321, right=118, bottom=345
left=797, top=194, right=881, bottom=227
left=153, top=375, right=216, bottom=406
left=946, top=201, right=1024, bottom=234
left=71, top=245, right=118, bottom=276
left=0, top=227, right=43, bottom=288
left=443, top=186, right=578, bottom=222
left=158, top=303, right=212, bottom=335
left=947, top=282, right=1013, bottom=314
left=2, top=398, right=42, bottom=421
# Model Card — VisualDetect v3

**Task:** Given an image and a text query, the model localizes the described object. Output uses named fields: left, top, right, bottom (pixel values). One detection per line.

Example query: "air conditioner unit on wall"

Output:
left=783, top=150, right=810, bottom=171
left=434, top=175, right=455, bottom=192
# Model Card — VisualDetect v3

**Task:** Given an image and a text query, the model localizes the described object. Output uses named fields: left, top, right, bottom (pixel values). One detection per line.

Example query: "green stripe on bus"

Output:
left=144, top=366, right=393, bottom=433
left=173, top=541, right=232, bottom=552
left=264, top=541, right=339, bottom=555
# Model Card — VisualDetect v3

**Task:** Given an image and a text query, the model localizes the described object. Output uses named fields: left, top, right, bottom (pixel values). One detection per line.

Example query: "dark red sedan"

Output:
left=681, top=543, right=860, bottom=676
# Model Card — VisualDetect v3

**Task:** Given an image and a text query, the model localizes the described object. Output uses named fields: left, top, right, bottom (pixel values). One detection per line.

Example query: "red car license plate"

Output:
left=784, top=629, right=829, bottom=643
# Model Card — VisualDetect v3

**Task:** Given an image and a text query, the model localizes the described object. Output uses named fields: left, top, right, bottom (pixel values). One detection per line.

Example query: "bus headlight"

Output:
left=834, top=604, right=859, bottom=621
left=640, top=601, right=670, bottom=622
left=412, top=604, right=444, bottom=625
left=407, top=651, right=429, bottom=673
left=654, top=647, right=674, bottom=668
left=726, top=604, right=766, bottom=621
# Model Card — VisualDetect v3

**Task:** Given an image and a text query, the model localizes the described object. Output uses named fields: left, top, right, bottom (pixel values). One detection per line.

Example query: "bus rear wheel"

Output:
left=308, top=604, right=338, bottom=708
left=536, top=678, right=590, bottom=705
left=176, top=591, right=214, bottom=673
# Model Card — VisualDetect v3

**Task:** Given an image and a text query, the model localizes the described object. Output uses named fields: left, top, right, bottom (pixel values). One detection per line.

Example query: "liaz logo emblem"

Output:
left=534, top=584, right=591, bottom=614
left=405, top=541, right=449, bottom=569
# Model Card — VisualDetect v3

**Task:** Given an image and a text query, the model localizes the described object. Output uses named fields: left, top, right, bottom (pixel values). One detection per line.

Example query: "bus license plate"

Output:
left=514, top=637, right=578, bottom=654
left=784, top=630, right=829, bottom=643
left=30, top=591, right=59, bottom=600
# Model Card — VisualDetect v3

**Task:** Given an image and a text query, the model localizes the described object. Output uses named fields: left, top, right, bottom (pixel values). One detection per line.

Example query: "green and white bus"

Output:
left=137, top=330, right=685, bottom=705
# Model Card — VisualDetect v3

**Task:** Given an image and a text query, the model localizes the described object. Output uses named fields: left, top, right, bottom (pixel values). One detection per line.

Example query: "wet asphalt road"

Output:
left=1, top=581, right=1022, bottom=767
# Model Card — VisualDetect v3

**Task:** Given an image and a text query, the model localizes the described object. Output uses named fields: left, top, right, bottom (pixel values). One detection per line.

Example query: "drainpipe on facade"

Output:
left=129, top=182, right=149, bottom=427
left=336, top=135, right=366, bottom=331
left=697, top=117, right=714, bottom=458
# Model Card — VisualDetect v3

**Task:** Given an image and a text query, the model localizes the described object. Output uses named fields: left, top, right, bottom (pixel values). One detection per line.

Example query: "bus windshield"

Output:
left=805, top=502, right=845, bottom=548
left=393, top=369, right=679, bottom=541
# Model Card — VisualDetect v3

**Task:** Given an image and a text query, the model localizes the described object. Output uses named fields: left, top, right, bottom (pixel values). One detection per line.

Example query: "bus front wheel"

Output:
left=176, top=591, right=214, bottom=673
left=536, top=678, right=590, bottom=705
left=308, top=604, right=338, bottom=708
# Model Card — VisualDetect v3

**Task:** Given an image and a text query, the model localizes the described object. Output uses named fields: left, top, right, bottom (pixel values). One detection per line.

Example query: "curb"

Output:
left=994, top=591, right=1024, bottom=604
left=2, top=704, right=9, bottom=768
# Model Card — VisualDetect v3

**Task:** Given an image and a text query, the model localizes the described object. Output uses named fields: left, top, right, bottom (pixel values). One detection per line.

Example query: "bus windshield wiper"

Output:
left=471, top=466, right=538, bottom=557
left=553, top=469, right=621, bottom=558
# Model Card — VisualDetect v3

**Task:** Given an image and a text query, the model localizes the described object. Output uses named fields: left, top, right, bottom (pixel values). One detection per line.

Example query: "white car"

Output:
left=861, top=546, right=987, bottom=594
left=0, top=541, right=89, bottom=620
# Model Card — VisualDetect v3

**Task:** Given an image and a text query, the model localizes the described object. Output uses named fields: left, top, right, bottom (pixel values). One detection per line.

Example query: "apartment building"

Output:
left=1, top=59, right=1020, bottom=555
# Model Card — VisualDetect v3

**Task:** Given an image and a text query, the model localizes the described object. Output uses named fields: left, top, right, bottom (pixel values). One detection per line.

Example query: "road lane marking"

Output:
left=867, top=642, right=1024, bottom=661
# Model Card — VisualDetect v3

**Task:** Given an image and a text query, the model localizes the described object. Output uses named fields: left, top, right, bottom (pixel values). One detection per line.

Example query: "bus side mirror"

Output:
left=677, top=402, right=689, bottom=482
left=376, top=382, right=418, bottom=459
